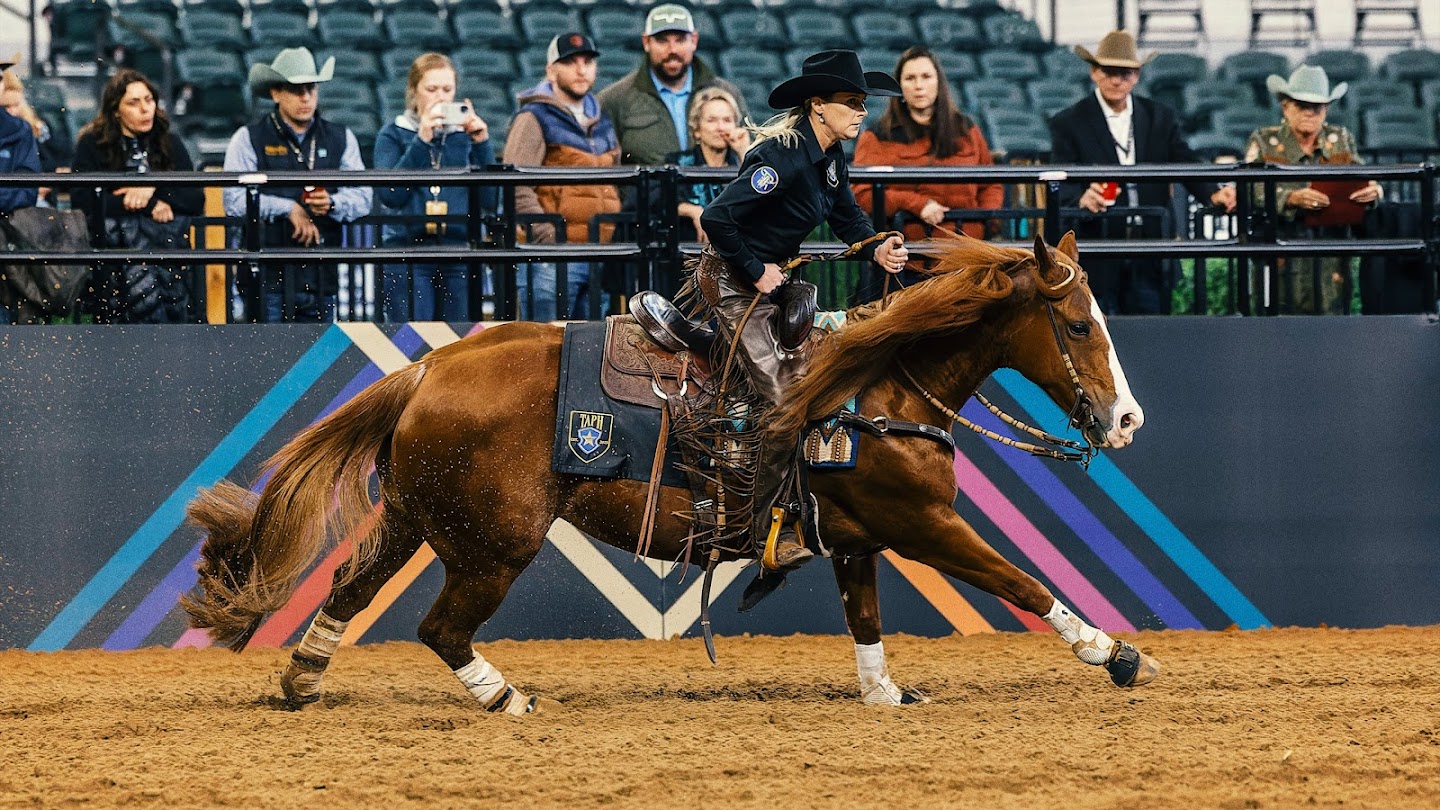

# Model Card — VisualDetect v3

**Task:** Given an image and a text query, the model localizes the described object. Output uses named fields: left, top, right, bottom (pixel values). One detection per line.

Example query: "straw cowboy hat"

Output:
left=1073, top=31, right=1155, bottom=69
left=247, top=47, right=335, bottom=96
left=768, top=49, right=901, bottom=110
left=1266, top=65, right=1348, bottom=104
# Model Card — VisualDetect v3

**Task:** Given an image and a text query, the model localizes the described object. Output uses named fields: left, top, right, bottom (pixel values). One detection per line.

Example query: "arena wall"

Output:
left=1, top=317, right=1437, bottom=652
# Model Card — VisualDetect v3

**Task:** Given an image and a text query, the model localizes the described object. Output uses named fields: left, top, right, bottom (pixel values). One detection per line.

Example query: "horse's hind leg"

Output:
left=279, top=512, right=425, bottom=705
left=903, top=509, right=1159, bottom=688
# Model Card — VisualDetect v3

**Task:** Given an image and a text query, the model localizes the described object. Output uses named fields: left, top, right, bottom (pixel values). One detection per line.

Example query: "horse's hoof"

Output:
left=1106, top=640, right=1161, bottom=688
left=862, top=678, right=931, bottom=706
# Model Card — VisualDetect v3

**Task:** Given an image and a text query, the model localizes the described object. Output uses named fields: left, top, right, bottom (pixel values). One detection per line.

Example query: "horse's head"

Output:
left=1006, top=232, right=1144, bottom=449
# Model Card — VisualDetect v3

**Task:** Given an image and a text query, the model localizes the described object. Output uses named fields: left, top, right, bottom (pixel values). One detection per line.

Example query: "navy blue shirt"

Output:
left=701, top=115, right=878, bottom=283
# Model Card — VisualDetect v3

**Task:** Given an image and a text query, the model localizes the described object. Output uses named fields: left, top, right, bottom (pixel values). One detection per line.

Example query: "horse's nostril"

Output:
left=1121, top=414, right=1134, bottom=429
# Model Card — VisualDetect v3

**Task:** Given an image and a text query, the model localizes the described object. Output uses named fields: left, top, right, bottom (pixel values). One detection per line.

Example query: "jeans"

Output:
left=264, top=292, right=336, bottom=323
left=382, top=262, right=470, bottom=321
left=517, top=261, right=609, bottom=321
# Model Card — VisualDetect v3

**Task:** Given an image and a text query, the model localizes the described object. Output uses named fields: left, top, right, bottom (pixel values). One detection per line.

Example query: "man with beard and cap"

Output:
left=1048, top=30, right=1235, bottom=315
left=503, top=33, right=622, bottom=321
left=698, top=50, right=907, bottom=589
left=597, top=4, right=749, bottom=167
left=223, top=47, right=372, bottom=322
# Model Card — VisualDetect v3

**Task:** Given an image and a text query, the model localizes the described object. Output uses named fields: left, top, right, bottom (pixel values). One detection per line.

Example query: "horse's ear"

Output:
left=1057, top=231, right=1079, bottom=261
left=1032, top=232, right=1056, bottom=277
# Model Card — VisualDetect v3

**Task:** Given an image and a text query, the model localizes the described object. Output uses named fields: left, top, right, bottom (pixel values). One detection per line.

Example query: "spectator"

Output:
left=851, top=46, right=1003, bottom=303
left=70, top=68, right=203, bottom=323
left=0, top=55, right=42, bottom=325
left=1, top=68, right=73, bottom=205
left=597, top=4, right=749, bottom=167
left=1049, top=30, right=1236, bottom=315
left=1244, top=65, right=1381, bottom=315
left=223, top=47, right=371, bottom=322
left=374, top=52, right=498, bottom=321
left=664, top=85, right=747, bottom=242
left=504, top=33, right=621, bottom=321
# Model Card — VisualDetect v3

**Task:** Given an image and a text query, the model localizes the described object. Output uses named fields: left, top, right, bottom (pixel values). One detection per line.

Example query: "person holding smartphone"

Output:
left=374, top=53, right=497, bottom=321
left=1048, top=31, right=1235, bottom=315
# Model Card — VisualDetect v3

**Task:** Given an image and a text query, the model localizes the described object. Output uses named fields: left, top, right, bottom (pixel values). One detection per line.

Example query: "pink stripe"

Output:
left=953, top=451, right=1134, bottom=632
left=173, top=626, right=210, bottom=648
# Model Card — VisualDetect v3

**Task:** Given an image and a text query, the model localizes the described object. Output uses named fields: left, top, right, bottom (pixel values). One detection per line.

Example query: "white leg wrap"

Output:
left=855, top=642, right=905, bottom=706
left=296, top=611, right=348, bottom=662
left=1043, top=600, right=1115, bottom=666
left=284, top=611, right=349, bottom=701
left=454, top=654, right=536, bottom=716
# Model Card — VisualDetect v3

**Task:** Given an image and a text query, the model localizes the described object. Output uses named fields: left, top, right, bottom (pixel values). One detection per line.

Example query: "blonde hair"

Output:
left=687, top=86, right=741, bottom=137
left=748, top=100, right=814, bottom=149
left=1, top=70, right=45, bottom=139
left=405, top=53, right=456, bottom=115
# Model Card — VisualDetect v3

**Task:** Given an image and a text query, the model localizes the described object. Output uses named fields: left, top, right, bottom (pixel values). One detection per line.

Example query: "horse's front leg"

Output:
left=901, top=507, right=1160, bottom=688
left=832, top=554, right=929, bottom=706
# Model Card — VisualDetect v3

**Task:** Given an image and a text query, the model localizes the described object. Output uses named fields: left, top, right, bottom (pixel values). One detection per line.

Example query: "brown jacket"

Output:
left=851, top=124, right=1004, bottom=241
left=503, top=84, right=622, bottom=243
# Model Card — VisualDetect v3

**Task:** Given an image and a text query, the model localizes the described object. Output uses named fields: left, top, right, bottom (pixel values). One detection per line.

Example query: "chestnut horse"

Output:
left=183, top=233, right=1155, bottom=715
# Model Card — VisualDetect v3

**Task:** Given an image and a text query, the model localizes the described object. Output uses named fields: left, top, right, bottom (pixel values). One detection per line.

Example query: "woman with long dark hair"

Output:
left=72, top=69, right=203, bottom=322
left=851, top=46, right=1002, bottom=300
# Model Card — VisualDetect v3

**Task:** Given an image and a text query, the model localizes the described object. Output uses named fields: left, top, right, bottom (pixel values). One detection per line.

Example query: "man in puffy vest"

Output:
left=503, top=33, right=621, bottom=321
left=222, top=47, right=371, bottom=322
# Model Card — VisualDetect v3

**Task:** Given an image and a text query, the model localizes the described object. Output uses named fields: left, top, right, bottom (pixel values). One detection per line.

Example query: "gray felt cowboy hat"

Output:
left=768, top=49, right=902, bottom=110
left=1266, top=65, right=1347, bottom=104
left=247, top=47, right=335, bottom=96
left=0, top=52, right=19, bottom=72
left=1073, top=30, right=1155, bottom=69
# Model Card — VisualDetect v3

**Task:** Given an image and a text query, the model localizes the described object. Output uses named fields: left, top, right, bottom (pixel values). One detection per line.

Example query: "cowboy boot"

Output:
left=750, top=436, right=813, bottom=572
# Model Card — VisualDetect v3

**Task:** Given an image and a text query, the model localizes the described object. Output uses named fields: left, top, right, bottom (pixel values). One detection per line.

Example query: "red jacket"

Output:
left=851, top=124, right=1003, bottom=242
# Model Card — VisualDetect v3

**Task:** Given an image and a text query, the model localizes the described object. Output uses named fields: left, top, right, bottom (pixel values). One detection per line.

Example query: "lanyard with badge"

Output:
left=272, top=112, right=323, bottom=213
left=425, top=136, right=447, bottom=235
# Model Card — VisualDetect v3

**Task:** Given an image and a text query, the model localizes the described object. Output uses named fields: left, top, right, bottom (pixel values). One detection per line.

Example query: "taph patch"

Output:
left=568, top=410, right=613, bottom=462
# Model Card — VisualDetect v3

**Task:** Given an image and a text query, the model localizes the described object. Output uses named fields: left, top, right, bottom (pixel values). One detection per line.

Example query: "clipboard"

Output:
left=1302, top=180, right=1368, bottom=227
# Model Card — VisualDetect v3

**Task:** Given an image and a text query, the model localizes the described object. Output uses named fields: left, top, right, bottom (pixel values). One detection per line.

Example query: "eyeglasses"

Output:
left=1287, top=99, right=1328, bottom=113
left=830, top=96, right=867, bottom=113
left=1099, top=66, right=1140, bottom=80
left=280, top=83, right=319, bottom=97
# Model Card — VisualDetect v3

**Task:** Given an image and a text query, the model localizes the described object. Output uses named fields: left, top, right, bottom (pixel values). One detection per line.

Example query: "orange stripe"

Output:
left=882, top=550, right=996, bottom=635
left=340, top=544, right=435, bottom=645
left=247, top=507, right=380, bottom=647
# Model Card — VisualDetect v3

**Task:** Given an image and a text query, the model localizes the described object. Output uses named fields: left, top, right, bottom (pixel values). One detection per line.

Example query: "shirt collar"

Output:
left=797, top=115, right=831, bottom=165
left=650, top=66, right=693, bottom=97
left=1094, top=87, right=1132, bottom=119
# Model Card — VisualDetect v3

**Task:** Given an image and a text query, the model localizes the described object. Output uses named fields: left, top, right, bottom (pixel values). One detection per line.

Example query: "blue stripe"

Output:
left=29, top=326, right=354, bottom=651
left=992, top=370, right=1272, bottom=629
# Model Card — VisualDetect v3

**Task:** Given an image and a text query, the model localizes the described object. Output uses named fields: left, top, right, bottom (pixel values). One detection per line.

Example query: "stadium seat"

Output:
left=1209, top=105, right=1270, bottom=143
left=323, top=79, right=380, bottom=113
left=597, top=58, right=631, bottom=88
left=1027, top=79, right=1083, bottom=116
left=586, top=7, right=642, bottom=51
left=782, top=9, right=852, bottom=51
left=851, top=12, right=915, bottom=51
left=318, top=9, right=385, bottom=51
left=378, top=83, right=408, bottom=120
left=961, top=78, right=1025, bottom=112
left=385, top=9, right=454, bottom=50
left=254, top=0, right=314, bottom=16
left=117, top=0, right=179, bottom=22
left=25, top=80, right=67, bottom=115
left=1302, top=50, right=1372, bottom=84
left=1362, top=106, right=1436, bottom=147
left=179, top=9, right=250, bottom=51
left=459, top=83, right=511, bottom=115
left=250, top=8, right=319, bottom=48
left=979, top=51, right=1041, bottom=83
left=1187, top=128, right=1245, bottom=159
left=325, top=50, right=383, bottom=82
left=917, top=13, right=983, bottom=53
left=1381, top=49, right=1440, bottom=84
left=1218, top=50, right=1288, bottom=104
left=720, top=47, right=784, bottom=83
left=453, top=48, right=518, bottom=83
left=1039, top=47, right=1089, bottom=83
left=448, top=0, right=502, bottom=12
left=783, top=49, right=810, bottom=77
left=987, top=123, right=1051, bottom=156
left=382, top=48, right=422, bottom=81
left=323, top=107, right=380, bottom=161
left=732, top=78, right=777, bottom=115
left=1421, top=79, right=1440, bottom=113
left=183, top=0, right=245, bottom=21
left=1182, top=79, right=1241, bottom=126
left=982, top=13, right=1047, bottom=52
left=107, top=11, right=180, bottom=51
left=518, top=6, right=583, bottom=49
left=689, top=8, right=723, bottom=50
left=1342, top=78, right=1416, bottom=109
left=382, top=0, right=441, bottom=13
left=178, top=49, right=246, bottom=86
left=856, top=48, right=903, bottom=77
left=516, top=47, right=549, bottom=82
left=719, top=8, right=787, bottom=50
left=451, top=9, right=523, bottom=51
left=934, top=51, right=979, bottom=83
left=50, top=0, right=112, bottom=59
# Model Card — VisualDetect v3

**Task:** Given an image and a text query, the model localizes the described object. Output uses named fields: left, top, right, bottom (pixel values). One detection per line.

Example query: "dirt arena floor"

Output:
left=2, top=626, right=1438, bottom=809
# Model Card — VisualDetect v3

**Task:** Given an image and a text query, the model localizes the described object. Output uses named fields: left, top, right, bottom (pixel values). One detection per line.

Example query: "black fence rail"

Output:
left=0, top=162, right=1435, bottom=321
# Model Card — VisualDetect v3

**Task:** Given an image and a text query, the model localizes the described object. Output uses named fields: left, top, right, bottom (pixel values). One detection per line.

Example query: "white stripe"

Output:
left=337, top=322, right=413, bottom=373
left=410, top=321, right=466, bottom=349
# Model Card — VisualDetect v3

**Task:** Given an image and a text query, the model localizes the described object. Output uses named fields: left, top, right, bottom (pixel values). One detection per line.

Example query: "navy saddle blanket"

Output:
left=550, top=321, right=687, bottom=487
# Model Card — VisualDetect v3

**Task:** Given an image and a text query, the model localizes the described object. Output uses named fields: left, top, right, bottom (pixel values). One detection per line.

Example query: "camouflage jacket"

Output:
left=1243, top=122, right=1363, bottom=219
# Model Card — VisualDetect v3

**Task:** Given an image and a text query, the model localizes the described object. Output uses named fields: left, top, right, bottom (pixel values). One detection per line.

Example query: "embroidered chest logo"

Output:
left=568, top=410, right=613, bottom=463
left=264, top=145, right=289, bottom=156
left=826, top=160, right=838, bottom=188
left=751, top=166, right=779, bottom=194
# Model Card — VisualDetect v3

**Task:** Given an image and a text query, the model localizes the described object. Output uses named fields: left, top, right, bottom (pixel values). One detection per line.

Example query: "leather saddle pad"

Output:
left=601, top=315, right=713, bottom=409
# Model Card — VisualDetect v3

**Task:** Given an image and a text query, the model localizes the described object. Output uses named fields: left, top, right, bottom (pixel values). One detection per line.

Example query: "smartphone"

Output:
left=435, top=102, right=472, bottom=127
left=1100, top=182, right=1121, bottom=203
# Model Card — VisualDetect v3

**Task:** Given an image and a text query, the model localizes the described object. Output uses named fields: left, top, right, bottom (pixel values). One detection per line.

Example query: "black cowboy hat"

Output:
left=768, top=49, right=901, bottom=110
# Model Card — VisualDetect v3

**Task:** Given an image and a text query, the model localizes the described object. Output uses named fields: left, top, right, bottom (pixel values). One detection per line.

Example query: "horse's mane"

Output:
left=767, top=235, right=1033, bottom=438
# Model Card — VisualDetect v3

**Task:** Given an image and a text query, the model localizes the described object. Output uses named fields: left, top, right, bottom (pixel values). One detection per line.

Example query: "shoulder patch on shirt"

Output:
left=826, top=160, right=838, bottom=188
left=750, top=166, right=779, bottom=194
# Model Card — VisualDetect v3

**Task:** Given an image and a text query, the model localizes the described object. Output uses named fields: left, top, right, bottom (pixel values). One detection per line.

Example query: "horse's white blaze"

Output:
left=1043, top=599, right=1116, bottom=666
left=1089, top=296, right=1144, bottom=447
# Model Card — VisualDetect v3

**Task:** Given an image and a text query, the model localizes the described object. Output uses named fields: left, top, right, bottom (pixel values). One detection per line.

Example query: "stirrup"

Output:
left=629, top=290, right=716, bottom=355
left=761, top=508, right=812, bottom=572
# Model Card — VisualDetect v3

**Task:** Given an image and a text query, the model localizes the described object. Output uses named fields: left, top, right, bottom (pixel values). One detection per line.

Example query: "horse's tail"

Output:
left=181, top=362, right=428, bottom=651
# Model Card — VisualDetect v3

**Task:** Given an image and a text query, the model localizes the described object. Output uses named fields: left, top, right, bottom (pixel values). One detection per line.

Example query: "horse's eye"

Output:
left=1068, top=321, right=1091, bottom=337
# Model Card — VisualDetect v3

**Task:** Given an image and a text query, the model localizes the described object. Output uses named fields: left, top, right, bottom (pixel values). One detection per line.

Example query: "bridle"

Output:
left=898, top=259, right=1102, bottom=468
